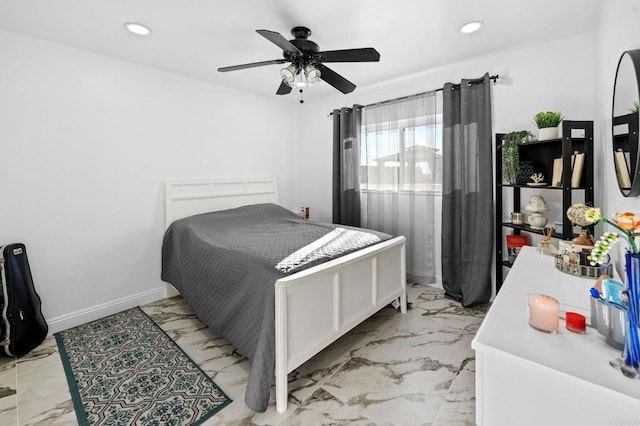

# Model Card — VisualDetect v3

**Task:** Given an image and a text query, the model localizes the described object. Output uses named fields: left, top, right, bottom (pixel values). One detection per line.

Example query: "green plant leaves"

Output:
left=502, top=130, right=533, bottom=183
left=533, top=111, right=564, bottom=128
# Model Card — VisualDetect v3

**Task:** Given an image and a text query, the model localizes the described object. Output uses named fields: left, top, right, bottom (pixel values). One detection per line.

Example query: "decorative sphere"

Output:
left=566, top=203, right=592, bottom=227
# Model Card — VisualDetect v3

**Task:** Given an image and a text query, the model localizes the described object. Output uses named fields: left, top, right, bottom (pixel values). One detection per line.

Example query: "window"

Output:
left=360, top=116, right=443, bottom=192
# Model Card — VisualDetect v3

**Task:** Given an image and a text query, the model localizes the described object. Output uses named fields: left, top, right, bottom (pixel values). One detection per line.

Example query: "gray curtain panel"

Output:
left=332, top=106, right=362, bottom=226
left=442, top=74, right=493, bottom=306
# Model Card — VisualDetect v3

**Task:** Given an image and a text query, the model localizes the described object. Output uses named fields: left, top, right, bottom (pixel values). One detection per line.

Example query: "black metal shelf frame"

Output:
left=494, top=120, right=594, bottom=291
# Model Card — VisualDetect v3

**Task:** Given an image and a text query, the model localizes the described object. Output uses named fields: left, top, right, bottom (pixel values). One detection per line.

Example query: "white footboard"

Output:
left=274, top=236, right=406, bottom=413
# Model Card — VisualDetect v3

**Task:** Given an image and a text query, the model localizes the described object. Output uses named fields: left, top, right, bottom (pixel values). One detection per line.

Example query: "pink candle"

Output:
left=528, top=294, right=560, bottom=333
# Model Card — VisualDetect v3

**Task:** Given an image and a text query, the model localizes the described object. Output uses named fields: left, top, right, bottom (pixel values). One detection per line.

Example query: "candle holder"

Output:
left=511, top=212, right=524, bottom=225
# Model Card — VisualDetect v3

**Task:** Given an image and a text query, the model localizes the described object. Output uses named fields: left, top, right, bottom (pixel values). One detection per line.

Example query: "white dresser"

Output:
left=472, top=246, right=640, bottom=426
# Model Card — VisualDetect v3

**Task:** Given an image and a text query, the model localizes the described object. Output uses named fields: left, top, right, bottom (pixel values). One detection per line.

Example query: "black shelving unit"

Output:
left=495, top=120, right=594, bottom=291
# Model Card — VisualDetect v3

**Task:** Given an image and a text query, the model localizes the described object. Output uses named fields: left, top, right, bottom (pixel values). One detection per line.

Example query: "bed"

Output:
left=161, top=178, right=406, bottom=413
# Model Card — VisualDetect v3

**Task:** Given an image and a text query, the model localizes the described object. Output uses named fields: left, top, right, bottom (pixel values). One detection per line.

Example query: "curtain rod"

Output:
left=329, top=74, right=499, bottom=115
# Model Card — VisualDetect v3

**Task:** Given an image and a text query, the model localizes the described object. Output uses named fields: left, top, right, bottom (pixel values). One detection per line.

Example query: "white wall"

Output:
left=595, top=0, right=640, bottom=273
left=294, top=32, right=597, bottom=223
left=0, top=30, right=297, bottom=331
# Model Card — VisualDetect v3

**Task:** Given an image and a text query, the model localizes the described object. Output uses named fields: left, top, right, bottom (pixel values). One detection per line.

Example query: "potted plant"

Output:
left=534, top=111, right=564, bottom=140
left=502, top=130, right=533, bottom=184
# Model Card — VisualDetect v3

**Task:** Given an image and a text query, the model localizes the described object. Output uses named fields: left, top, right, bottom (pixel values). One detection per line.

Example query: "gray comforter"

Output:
left=161, top=203, right=390, bottom=412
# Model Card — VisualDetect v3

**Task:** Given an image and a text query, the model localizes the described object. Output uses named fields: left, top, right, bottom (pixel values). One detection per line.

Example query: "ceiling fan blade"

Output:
left=256, top=29, right=302, bottom=55
left=317, top=64, right=356, bottom=94
left=276, top=81, right=293, bottom=95
left=319, top=48, right=380, bottom=63
left=218, top=59, right=287, bottom=72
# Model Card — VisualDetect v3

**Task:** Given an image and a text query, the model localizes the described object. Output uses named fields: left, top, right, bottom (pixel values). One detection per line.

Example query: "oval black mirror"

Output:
left=612, top=50, right=640, bottom=197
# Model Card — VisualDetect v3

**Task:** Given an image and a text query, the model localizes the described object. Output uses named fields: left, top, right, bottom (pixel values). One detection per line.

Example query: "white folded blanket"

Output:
left=276, top=227, right=381, bottom=273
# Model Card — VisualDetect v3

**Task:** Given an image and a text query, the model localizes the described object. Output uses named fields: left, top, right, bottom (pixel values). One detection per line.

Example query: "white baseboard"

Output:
left=47, top=286, right=167, bottom=335
left=165, top=283, right=180, bottom=298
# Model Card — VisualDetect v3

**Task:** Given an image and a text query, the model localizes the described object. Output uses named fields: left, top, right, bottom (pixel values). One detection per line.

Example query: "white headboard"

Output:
left=164, top=178, right=278, bottom=229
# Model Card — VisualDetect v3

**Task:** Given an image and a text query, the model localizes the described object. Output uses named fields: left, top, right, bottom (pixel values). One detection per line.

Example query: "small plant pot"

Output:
left=538, top=127, right=559, bottom=140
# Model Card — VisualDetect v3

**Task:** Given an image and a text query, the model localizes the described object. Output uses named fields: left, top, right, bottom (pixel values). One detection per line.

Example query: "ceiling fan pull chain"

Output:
left=299, top=89, right=304, bottom=104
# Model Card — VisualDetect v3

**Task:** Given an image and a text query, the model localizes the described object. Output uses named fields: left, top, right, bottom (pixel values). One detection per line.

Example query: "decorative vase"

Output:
left=538, top=127, right=559, bottom=140
left=528, top=212, right=548, bottom=230
left=524, top=195, right=548, bottom=229
left=611, top=252, right=640, bottom=378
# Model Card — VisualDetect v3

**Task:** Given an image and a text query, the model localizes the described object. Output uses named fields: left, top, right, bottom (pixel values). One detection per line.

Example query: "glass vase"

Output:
left=611, top=252, right=640, bottom=378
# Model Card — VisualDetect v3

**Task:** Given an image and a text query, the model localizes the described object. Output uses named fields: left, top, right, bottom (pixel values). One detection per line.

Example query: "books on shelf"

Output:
left=552, top=158, right=563, bottom=186
left=614, top=149, right=632, bottom=189
left=550, top=152, right=585, bottom=188
left=506, top=234, right=529, bottom=265
left=571, top=152, right=584, bottom=188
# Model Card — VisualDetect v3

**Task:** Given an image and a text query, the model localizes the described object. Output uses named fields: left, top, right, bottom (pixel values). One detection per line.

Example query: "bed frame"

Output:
left=164, top=178, right=407, bottom=413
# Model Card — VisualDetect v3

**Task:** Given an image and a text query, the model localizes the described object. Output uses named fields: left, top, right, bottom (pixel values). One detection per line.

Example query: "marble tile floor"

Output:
left=0, top=284, right=489, bottom=425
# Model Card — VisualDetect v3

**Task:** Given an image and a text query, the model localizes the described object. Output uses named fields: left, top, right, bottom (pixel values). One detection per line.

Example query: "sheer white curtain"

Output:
left=360, top=91, right=442, bottom=282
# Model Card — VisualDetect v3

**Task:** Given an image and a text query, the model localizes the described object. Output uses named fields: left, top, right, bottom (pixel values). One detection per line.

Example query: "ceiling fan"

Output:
left=217, top=26, right=380, bottom=96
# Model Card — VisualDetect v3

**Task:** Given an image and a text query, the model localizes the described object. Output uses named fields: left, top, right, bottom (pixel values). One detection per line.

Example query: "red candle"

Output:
left=566, top=311, right=587, bottom=333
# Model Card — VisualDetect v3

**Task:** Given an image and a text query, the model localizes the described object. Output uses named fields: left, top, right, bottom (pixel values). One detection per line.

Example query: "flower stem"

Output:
left=603, top=218, right=639, bottom=254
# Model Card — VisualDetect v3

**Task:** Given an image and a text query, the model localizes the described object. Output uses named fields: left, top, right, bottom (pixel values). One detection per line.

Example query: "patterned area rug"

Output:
left=55, top=307, right=231, bottom=425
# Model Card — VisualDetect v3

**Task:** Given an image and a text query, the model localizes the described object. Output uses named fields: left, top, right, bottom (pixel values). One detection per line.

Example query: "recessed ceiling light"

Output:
left=124, top=22, right=151, bottom=36
left=460, top=21, right=483, bottom=34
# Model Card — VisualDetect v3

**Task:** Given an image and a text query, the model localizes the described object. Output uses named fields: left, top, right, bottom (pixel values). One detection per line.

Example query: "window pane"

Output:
left=403, top=124, right=442, bottom=191
left=359, top=96, right=443, bottom=193
left=360, top=129, right=400, bottom=191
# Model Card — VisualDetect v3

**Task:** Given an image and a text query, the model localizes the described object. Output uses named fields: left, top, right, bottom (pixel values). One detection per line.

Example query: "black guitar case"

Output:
left=0, top=243, right=48, bottom=357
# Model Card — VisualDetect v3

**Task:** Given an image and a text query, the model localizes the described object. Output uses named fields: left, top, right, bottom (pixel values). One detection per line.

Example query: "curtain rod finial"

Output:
left=494, top=72, right=513, bottom=86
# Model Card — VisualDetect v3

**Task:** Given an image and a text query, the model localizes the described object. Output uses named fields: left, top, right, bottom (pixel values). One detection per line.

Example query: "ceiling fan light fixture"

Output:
left=304, top=65, right=321, bottom=84
left=459, top=21, right=483, bottom=34
left=280, top=64, right=298, bottom=86
left=293, top=72, right=307, bottom=88
left=124, top=22, right=152, bottom=36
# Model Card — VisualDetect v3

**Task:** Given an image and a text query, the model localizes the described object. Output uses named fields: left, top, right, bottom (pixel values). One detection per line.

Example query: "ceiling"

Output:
left=0, top=0, right=604, bottom=100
